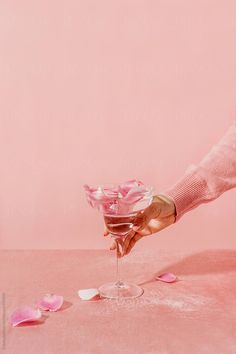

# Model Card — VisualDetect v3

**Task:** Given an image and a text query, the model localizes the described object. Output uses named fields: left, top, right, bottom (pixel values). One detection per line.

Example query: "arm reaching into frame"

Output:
left=105, top=121, right=236, bottom=256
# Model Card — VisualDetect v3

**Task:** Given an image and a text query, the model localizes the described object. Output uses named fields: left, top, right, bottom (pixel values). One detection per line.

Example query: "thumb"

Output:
left=109, top=240, right=117, bottom=250
left=103, top=226, right=109, bottom=237
left=132, top=199, right=161, bottom=231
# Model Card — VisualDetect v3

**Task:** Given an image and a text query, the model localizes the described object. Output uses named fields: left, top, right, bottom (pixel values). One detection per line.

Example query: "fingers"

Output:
left=132, top=201, right=161, bottom=232
left=125, top=233, right=143, bottom=256
left=132, top=211, right=147, bottom=231
left=121, top=230, right=136, bottom=256
left=109, top=238, right=124, bottom=258
left=109, top=240, right=116, bottom=250
left=109, top=231, right=143, bottom=257
left=121, top=231, right=143, bottom=257
left=115, top=239, right=124, bottom=258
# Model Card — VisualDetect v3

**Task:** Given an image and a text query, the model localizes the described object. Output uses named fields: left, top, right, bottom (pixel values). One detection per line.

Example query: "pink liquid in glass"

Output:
left=103, top=213, right=137, bottom=238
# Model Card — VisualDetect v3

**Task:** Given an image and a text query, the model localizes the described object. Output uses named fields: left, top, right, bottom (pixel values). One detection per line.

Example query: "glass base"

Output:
left=98, top=281, right=144, bottom=299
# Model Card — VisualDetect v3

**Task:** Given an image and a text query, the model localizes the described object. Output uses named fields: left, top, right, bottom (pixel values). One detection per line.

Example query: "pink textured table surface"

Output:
left=1, top=249, right=236, bottom=354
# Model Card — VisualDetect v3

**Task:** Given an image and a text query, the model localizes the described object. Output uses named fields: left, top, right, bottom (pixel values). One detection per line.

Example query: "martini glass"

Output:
left=84, top=182, right=154, bottom=299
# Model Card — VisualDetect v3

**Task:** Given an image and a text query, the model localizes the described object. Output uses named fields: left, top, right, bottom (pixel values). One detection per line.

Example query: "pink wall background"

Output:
left=0, top=0, right=236, bottom=250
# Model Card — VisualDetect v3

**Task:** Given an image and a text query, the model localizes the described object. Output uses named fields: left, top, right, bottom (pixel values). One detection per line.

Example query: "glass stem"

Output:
left=115, top=239, right=122, bottom=287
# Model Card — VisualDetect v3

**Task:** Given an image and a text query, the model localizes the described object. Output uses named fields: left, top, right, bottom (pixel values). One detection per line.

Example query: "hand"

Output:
left=104, top=194, right=176, bottom=257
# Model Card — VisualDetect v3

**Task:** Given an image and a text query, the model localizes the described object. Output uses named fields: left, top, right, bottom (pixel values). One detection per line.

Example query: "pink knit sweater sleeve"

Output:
left=162, top=121, right=236, bottom=222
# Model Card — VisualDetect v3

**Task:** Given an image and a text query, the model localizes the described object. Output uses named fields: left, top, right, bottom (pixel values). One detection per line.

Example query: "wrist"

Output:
left=153, top=194, right=177, bottom=221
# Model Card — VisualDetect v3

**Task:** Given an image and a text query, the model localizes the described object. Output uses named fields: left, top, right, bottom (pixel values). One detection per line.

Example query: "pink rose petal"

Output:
left=83, top=184, right=97, bottom=193
left=122, top=186, right=147, bottom=204
left=156, top=273, right=177, bottom=283
left=10, top=306, right=42, bottom=327
left=103, top=187, right=119, bottom=196
left=78, top=288, right=100, bottom=301
left=118, top=179, right=144, bottom=197
left=84, top=180, right=153, bottom=215
left=37, top=294, right=64, bottom=312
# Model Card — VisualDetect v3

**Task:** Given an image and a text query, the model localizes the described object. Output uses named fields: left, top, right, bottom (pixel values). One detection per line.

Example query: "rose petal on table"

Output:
left=78, top=288, right=100, bottom=300
left=37, top=294, right=64, bottom=312
left=156, top=273, right=177, bottom=283
left=10, top=306, right=42, bottom=327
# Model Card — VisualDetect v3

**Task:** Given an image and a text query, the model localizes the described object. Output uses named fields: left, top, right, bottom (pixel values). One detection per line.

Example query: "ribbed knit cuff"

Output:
left=160, top=164, right=209, bottom=222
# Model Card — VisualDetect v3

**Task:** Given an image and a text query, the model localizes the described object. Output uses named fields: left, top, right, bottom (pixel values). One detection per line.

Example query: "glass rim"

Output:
left=85, top=182, right=156, bottom=195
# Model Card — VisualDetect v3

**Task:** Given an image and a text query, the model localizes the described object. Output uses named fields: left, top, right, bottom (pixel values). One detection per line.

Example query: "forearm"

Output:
left=162, top=121, right=236, bottom=222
